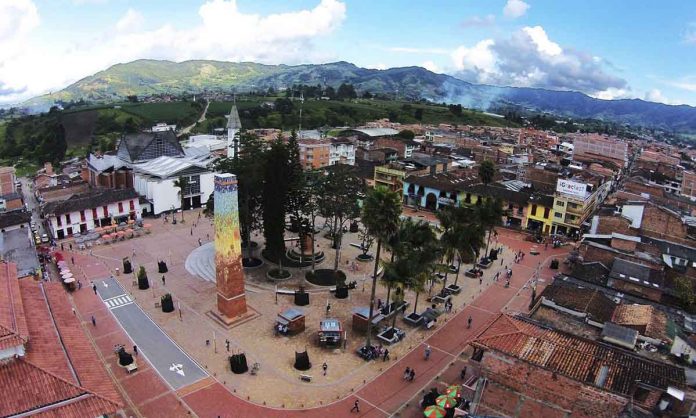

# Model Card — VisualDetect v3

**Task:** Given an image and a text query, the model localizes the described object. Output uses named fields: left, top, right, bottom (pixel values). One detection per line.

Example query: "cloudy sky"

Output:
left=0, top=0, right=695, bottom=105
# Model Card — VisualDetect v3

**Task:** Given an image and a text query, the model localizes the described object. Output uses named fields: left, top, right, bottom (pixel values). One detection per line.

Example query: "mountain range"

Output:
left=25, top=59, right=696, bottom=132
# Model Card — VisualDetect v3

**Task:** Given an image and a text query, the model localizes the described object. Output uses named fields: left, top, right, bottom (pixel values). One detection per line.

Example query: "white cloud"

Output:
left=116, top=8, right=144, bottom=32
left=460, top=14, right=495, bottom=28
left=450, top=26, right=627, bottom=95
left=644, top=89, right=671, bottom=104
left=593, top=87, right=631, bottom=100
left=0, top=0, right=39, bottom=43
left=0, top=0, right=347, bottom=103
left=523, top=26, right=561, bottom=56
left=663, top=76, right=696, bottom=93
left=503, top=0, right=529, bottom=19
left=421, top=60, right=440, bottom=73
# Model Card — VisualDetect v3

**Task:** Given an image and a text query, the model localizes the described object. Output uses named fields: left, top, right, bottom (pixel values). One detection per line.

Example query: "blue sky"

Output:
left=0, top=0, right=694, bottom=105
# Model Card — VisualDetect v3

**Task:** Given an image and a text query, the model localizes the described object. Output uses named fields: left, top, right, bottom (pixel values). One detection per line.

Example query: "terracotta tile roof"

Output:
left=0, top=262, right=122, bottom=417
left=540, top=282, right=617, bottom=323
left=611, top=305, right=669, bottom=341
left=0, top=360, right=120, bottom=418
left=474, top=314, right=685, bottom=396
left=0, top=262, right=29, bottom=350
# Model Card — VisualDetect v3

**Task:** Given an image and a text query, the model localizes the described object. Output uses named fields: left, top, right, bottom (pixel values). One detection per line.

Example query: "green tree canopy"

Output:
left=478, top=159, right=496, bottom=185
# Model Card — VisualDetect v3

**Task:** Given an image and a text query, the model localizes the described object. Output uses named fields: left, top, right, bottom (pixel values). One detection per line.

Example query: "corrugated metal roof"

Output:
left=133, top=156, right=211, bottom=178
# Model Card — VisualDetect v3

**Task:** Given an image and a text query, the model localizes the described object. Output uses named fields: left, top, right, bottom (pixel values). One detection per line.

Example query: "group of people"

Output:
left=403, top=366, right=416, bottom=381
left=361, top=344, right=390, bottom=361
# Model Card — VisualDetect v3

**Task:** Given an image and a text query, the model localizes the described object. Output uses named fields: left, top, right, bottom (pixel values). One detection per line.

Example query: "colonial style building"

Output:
left=43, top=188, right=141, bottom=239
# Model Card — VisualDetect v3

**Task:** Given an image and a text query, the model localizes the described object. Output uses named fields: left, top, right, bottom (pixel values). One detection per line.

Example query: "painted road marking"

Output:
left=170, top=363, right=186, bottom=376
left=104, top=295, right=133, bottom=309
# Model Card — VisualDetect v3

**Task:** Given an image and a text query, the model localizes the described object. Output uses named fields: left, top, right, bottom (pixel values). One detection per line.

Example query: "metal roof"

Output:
left=339, top=128, right=399, bottom=137
left=133, top=156, right=211, bottom=178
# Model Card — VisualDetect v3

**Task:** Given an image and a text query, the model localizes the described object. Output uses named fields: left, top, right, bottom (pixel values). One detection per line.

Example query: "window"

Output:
left=65, top=214, right=71, bottom=224
left=57, top=216, right=62, bottom=227
left=531, top=204, right=538, bottom=216
left=543, top=207, right=550, bottom=219
left=129, top=200, right=135, bottom=211
left=80, top=210, right=86, bottom=222
left=556, top=201, right=565, bottom=207
left=92, top=208, right=98, bottom=219
left=103, top=206, right=108, bottom=217
left=118, top=202, right=124, bottom=213
left=554, top=212, right=563, bottom=218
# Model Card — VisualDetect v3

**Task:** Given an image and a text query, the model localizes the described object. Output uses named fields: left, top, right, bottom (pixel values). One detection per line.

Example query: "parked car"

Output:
left=41, top=234, right=48, bottom=243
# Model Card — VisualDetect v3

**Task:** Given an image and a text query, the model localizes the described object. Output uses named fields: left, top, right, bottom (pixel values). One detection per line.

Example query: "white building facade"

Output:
left=43, top=189, right=141, bottom=239
left=329, top=140, right=356, bottom=166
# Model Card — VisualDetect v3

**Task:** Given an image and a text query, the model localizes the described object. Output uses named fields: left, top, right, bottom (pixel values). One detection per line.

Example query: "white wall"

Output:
left=200, top=172, right=215, bottom=207
left=152, top=179, right=179, bottom=215
left=0, top=344, right=25, bottom=360
left=48, top=198, right=141, bottom=238
left=622, top=204, right=645, bottom=228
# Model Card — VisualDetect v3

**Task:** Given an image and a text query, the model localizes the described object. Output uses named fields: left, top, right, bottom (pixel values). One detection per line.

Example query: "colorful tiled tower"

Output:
left=214, top=173, right=247, bottom=318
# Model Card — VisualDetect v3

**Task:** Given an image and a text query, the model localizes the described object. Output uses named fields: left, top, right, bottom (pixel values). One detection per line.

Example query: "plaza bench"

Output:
left=125, top=363, right=138, bottom=374
left=300, top=374, right=312, bottom=382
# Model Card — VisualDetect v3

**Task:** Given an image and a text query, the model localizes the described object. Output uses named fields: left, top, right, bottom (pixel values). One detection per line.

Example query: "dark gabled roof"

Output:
left=1, top=192, right=22, bottom=201
left=474, top=314, right=686, bottom=396
left=463, top=184, right=531, bottom=206
left=570, top=261, right=610, bottom=286
left=404, top=173, right=477, bottom=193
left=609, top=258, right=664, bottom=289
left=642, top=236, right=696, bottom=261
left=540, top=281, right=616, bottom=323
left=409, top=152, right=450, bottom=167
left=0, top=211, right=31, bottom=229
left=116, top=131, right=183, bottom=163
left=43, top=189, right=139, bottom=216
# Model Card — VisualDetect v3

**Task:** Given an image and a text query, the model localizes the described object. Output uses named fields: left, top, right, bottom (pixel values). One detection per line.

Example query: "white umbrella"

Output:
left=61, top=271, right=73, bottom=278
left=63, top=277, right=76, bottom=283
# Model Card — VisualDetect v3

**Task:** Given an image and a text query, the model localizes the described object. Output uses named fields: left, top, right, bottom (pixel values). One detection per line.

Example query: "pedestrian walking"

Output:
left=205, top=339, right=210, bottom=346
left=322, top=362, right=328, bottom=375
left=326, top=302, right=332, bottom=316
left=479, top=276, right=482, bottom=285
left=424, top=345, right=431, bottom=360
left=133, top=345, right=138, bottom=356
left=350, top=399, right=360, bottom=413
left=92, top=283, right=97, bottom=295
left=226, top=339, right=230, bottom=352
left=72, top=307, right=76, bottom=315
left=132, top=248, right=136, bottom=258
left=467, top=315, right=472, bottom=329
left=501, top=258, right=504, bottom=266
left=460, top=366, right=467, bottom=380
left=383, top=348, right=389, bottom=361
left=71, top=256, right=75, bottom=265
left=206, top=233, right=210, bottom=240
left=89, top=249, right=93, bottom=256
left=91, top=315, right=96, bottom=327
left=198, top=238, right=202, bottom=246
left=403, top=367, right=411, bottom=380
left=77, top=280, right=82, bottom=290
left=162, top=275, right=166, bottom=286
left=69, top=243, right=73, bottom=251
left=61, top=243, right=64, bottom=251
left=409, top=369, right=416, bottom=381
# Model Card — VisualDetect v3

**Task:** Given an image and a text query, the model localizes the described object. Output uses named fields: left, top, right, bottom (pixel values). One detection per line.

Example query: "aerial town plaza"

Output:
left=1, top=2, right=696, bottom=417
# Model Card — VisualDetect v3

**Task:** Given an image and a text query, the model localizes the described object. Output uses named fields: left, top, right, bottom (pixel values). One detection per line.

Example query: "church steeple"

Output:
left=226, top=100, right=242, bottom=158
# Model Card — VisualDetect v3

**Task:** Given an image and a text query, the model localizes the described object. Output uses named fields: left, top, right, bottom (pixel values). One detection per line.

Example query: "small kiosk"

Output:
left=351, top=307, right=384, bottom=333
left=318, top=318, right=344, bottom=347
left=275, top=308, right=306, bottom=336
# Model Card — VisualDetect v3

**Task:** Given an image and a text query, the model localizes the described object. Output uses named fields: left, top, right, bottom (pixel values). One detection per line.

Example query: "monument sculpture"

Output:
left=214, top=173, right=247, bottom=320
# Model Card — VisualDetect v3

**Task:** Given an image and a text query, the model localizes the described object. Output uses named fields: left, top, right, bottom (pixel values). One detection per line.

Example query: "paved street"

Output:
left=95, top=276, right=208, bottom=390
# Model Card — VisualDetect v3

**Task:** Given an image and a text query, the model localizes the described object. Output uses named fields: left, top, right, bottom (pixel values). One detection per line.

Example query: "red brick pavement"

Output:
left=62, top=227, right=569, bottom=418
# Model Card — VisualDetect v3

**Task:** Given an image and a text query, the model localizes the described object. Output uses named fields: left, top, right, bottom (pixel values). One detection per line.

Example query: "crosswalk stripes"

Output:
left=104, top=295, right=133, bottom=309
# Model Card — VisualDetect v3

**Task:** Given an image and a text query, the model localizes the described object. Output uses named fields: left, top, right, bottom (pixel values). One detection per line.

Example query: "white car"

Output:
left=41, top=234, right=49, bottom=243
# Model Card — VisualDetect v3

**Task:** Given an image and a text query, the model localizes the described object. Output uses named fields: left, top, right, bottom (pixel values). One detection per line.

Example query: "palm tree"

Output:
left=436, top=206, right=458, bottom=292
left=173, top=176, right=189, bottom=222
left=476, top=197, right=503, bottom=261
left=398, top=220, right=440, bottom=315
left=454, top=216, right=486, bottom=286
left=361, top=187, right=402, bottom=348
